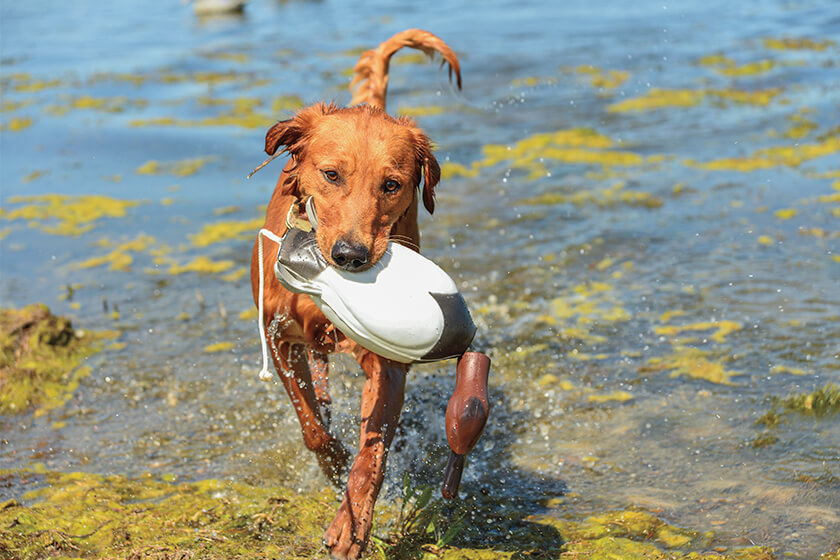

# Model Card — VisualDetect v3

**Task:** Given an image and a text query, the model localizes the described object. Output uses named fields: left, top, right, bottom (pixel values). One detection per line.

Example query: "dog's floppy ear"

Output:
left=264, top=102, right=338, bottom=156
left=262, top=103, right=339, bottom=196
left=414, top=133, right=441, bottom=214
left=265, top=119, right=298, bottom=156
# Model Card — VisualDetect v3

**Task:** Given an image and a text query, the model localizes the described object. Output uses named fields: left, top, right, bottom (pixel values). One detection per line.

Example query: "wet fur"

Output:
left=249, top=29, right=461, bottom=559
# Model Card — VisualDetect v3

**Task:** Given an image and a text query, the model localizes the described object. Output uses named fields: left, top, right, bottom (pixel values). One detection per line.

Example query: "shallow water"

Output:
left=1, top=0, right=839, bottom=557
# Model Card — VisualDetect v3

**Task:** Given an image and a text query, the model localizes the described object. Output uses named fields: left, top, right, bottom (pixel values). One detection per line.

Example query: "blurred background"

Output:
left=1, top=0, right=838, bottom=557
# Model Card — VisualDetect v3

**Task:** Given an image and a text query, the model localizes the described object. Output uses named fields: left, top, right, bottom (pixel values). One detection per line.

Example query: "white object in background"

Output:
left=192, top=0, right=245, bottom=16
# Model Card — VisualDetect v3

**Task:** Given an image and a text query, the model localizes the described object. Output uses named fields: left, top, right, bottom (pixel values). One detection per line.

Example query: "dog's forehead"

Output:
left=310, top=112, right=415, bottom=162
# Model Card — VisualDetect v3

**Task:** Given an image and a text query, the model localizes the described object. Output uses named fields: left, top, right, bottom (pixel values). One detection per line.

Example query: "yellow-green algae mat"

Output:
left=0, top=468, right=800, bottom=560
left=0, top=304, right=114, bottom=416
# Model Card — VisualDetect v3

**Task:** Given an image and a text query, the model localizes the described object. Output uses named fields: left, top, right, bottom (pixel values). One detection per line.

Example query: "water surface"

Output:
left=1, top=1, right=838, bottom=557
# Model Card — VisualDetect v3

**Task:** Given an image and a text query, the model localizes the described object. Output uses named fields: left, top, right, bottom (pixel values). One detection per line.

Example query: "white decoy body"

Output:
left=273, top=227, right=476, bottom=364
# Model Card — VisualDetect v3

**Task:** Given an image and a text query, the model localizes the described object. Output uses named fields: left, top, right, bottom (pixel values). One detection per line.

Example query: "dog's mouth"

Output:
left=288, top=197, right=388, bottom=273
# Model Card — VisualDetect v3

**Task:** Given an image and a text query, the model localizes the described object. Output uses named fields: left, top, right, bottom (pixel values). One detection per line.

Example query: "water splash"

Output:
left=267, top=311, right=296, bottom=378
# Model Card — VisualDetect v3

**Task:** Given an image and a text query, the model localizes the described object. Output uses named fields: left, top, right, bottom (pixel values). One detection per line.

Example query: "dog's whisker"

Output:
left=388, top=235, right=420, bottom=252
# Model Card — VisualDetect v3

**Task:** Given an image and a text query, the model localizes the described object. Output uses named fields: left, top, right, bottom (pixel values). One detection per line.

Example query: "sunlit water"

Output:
left=1, top=0, right=838, bottom=557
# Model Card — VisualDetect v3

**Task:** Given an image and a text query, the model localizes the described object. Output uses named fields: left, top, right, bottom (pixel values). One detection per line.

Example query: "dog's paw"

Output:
left=323, top=500, right=367, bottom=560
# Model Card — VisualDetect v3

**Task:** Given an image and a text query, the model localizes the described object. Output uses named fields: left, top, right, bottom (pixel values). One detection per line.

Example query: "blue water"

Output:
left=2, top=0, right=839, bottom=557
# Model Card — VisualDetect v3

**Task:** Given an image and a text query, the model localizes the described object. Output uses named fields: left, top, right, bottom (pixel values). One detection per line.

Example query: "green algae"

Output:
left=0, top=99, right=34, bottom=113
left=2, top=194, right=142, bottom=236
left=570, top=509, right=697, bottom=545
left=22, top=170, right=46, bottom=183
left=569, top=65, right=630, bottom=89
left=442, top=128, right=647, bottom=181
left=76, top=234, right=156, bottom=271
left=238, top=308, right=258, bottom=322
left=768, top=365, right=808, bottom=376
left=762, top=37, right=836, bottom=51
left=534, top=508, right=775, bottom=560
left=158, top=70, right=260, bottom=86
left=515, top=66, right=630, bottom=91
left=774, top=208, right=797, bottom=220
left=44, top=95, right=147, bottom=116
left=0, top=469, right=552, bottom=560
left=511, top=76, right=552, bottom=87
left=821, top=547, right=840, bottom=560
left=130, top=111, right=272, bottom=129
left=0, top=469, right=335, bottom=559
left=562, top=536, right=671, bottom=559
left=220, top=267, right=248, bottom=283
left=687, top=133, right=840, bottom=172
left=715, top=59, right=777, bottom=77
left=755, top=384, right=840, bottom=449
left=521, top=181, right=663, bottom=209
left=587, top=391, right=634, bottom=404
left=271, top=94, right=304, bottom=113
left=203, top=341, right=235, bottom=353
left=646, top=313, right=744, bottom=385
left=607, top=88, right=782, bottom=114
left=10, top=77, right=63, bottom=93
left=758, top=383, right=840, bottom=426
left=189, top=216, right=263, bottom=248
left=152, top=255, right=236, bottom=276
left=770, top=111, right=819, bottom=140
left=201, top=51, right=252, bottom=64
left=698, top=54, right=736, bottom=67
left=0, top=469, right=797, bottom=560
left=0, top=304, right=112, bottom=416
left=136, top=157, right=214, bottom=177
left=654, top=320, right=742, bottom=344
left=212, top=205, right=240, bottom=216
left=536, top=280, right=631, bottom=344
left=0, top=116, right=33, bottom=131
left=642, top=347, right=737, bottom=385
left=85, top=68, right=269, bottom=91
left=129, top=95, right=300, bottom=129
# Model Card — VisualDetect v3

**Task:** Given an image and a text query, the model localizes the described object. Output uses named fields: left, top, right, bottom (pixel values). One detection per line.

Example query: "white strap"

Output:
left=257, top=228, right=285, bottom=381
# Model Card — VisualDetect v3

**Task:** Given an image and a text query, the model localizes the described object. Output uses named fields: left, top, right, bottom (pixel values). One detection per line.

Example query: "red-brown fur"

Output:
left=250, top=29, right=461, bottom=559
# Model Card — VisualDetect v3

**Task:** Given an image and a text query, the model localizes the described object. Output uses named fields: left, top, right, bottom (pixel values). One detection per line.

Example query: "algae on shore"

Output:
left=0, top=469, right=334, bottom=560
left=0, top=468, right=786, bottom=560
left=0, top=304, right=112, bottom=415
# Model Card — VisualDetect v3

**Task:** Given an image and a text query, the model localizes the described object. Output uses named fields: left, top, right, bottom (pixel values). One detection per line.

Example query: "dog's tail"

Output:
left=350, top=29, right=461, bottom=111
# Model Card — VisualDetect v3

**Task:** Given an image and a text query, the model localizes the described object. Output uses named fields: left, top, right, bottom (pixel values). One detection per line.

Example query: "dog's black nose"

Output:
left=331, top=239, right=369, bottom=271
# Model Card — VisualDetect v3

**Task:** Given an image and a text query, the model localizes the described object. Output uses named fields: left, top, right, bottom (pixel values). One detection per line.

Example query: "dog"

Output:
left=250, top=29, right=461, bottom=559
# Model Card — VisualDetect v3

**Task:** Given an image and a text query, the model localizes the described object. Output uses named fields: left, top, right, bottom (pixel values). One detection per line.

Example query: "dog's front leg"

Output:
left=324, top=350, right=407, bottom=560
left=271, top=340, right=350, bottom=485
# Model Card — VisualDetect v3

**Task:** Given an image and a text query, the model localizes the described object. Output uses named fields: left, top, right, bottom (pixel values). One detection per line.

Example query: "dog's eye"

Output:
left=322, top=170, right=340, bottom=183
left=383, top=179, right=401, bottom=193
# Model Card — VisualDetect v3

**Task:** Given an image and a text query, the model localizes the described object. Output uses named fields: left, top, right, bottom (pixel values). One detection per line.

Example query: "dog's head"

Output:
left=264, top=103, right=440, bottom=272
